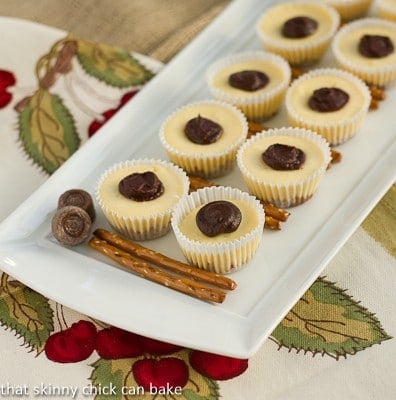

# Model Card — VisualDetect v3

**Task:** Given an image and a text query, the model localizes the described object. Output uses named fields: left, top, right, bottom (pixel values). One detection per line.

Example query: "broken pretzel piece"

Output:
left=327, top=148, right=343, bottom=169
left=89, top=237, right=227, bottom=304
left=370, top=98, right=379, bottom=110
left=264, top=215, right=281, bottom=230
left=369, top=85, right=386, bottom=101
left=189, top=175, right=217, bottom=192
left=261, top=202, right=290, bottom=222
left=291, top=66, right=306, bottom=81
left=247, top=120, right=267, bottom=139
left=368, top=85, right=386, bottom=110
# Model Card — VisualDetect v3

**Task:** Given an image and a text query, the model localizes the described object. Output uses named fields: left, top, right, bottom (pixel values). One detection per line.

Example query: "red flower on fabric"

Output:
left=138, top=335, right=183, bottom=355
left=45, top=322, right=248, bottom=385
left=95, top=326, right=144, bottom=359
left=0, top=70, right=16, bottom=108
left=132, top=357, right=189, bottom=391
left=189, top=350, right=249, bottom=380
left=44, top=320, right=97, bottom=363
left=95, top=326, right=183, bottom=359
left=88, top=90, right=138, bottom=136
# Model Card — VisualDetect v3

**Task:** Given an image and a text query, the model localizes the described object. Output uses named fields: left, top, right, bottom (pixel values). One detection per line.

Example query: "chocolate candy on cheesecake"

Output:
left=118, top=171, right=164, bottom=201
left=228, top=70, right=269, bottom=91
left=196, top=200, right=242, bottom=237
left=282, top=16, right=318, bottom=39
left=308, top=87, right=350, bottom=112
left=358, top=34, right=394, bottom=58
left=262, top=143, right=306, bottom=170
left=184, top=115, right=223, bottom=144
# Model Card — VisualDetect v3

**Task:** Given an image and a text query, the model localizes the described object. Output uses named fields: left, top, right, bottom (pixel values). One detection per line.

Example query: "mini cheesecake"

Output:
left=324, top=0, right=372, bottom=21
left=376, top=0, right=396, bottom=22
left=179, top=199, right=259, bottom=243
left=159, top=100, right=248, bottom=178
left=332, top=17, right=396, bottom=86
left=237, top=127, right=331, bottom=208
left=285, top=68, right=371, bottom=145
left=96, top=159, right=189, bottom=240
left=206, top=51, right=291, bottom=121
left=171, top=186, right=265, bottom=274
left=255, top=1, right=340, bottom=65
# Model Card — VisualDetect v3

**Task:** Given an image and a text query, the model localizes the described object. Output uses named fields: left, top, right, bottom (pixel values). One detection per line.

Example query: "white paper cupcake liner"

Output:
left=96, top=158, right=189, bottom=241
left=159, top=100, right=248, bottom=178
left=255, top=1, right=340, bottom=65
left=325, top=0, right=372, bottom=21
left=171, top=186, right=265, bottom=274
left=236, top=127, right=331, bottom=208
left=332, top=18, right=396, bottom=87
left=206, top=51, right=291, bottom=120
left=285, top=68, right=371, bottom=145
left=376, top=0, right=396, bottom=21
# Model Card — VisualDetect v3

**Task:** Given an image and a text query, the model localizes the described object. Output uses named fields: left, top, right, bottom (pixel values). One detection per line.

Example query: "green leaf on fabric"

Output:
left=18, top=89, right=80, bottom=174
left=90, top=351, right=220, bottom=400
left=90, top=358, right=125, bottom=400
left=75, top=38, right=154, bottom=88
left=0, top=274, right=54, bottom=353
left=183, top=377, right=220, bottom=400
left=271, top=276, right=392, bottom=359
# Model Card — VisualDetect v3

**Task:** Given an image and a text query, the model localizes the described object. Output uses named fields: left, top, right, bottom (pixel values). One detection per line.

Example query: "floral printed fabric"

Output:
left=0, top=16, right=394, bottom=400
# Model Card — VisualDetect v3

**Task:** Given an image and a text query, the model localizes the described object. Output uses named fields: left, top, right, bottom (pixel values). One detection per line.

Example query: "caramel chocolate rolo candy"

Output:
left=57, top=188, right=96, bottom=222
left=184, top=115, right=223, bottom=144
left=308, top=87, right=349, bottom=112
left=358, top=34, right=394, bottom=58
left=52, top=205, right=92, bottom=246
left=228, top=70, right=269, bottom=91
left=282, top=16, right=318, bottom=39
left=118, top=171, right=164, bottom=201
left=262, top=143, right=305, bottom=170
left=196, top=200, right=242, bottom=237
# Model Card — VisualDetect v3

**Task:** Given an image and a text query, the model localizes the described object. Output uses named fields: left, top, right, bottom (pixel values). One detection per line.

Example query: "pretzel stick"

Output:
left=93, top=228, right=237, bottom=291
left=188, top=176, right=290, bottom=222
left=89, top=237, right=226, bottom=303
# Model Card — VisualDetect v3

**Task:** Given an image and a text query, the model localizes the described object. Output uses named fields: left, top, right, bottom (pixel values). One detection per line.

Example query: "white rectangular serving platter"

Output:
left=0, top=0, right=395, bottom=358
